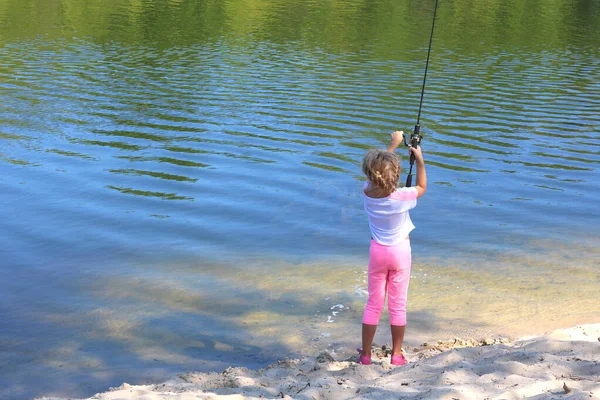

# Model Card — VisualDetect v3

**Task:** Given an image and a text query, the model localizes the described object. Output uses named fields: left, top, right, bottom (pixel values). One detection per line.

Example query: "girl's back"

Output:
left=363, top=185, right=418, bottom=245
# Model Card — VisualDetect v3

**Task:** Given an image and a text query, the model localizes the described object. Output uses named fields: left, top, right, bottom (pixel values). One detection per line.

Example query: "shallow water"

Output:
left=1, top=0, right=599, bottom=398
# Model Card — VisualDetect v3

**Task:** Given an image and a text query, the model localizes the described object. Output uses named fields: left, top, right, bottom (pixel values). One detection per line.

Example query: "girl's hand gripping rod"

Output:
left=402, top=126, right=423, bottom=187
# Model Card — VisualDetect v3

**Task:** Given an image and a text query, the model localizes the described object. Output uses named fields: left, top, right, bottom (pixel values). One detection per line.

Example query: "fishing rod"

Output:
left=403, top=0, right=440, bottom=187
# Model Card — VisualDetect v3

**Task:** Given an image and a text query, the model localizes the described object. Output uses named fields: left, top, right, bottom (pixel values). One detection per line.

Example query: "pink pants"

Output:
left=362, top=239, right=412, bottom=326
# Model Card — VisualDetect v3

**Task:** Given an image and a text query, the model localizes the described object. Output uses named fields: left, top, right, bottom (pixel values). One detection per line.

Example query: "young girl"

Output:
left=358, top=130, right=427, bottom=366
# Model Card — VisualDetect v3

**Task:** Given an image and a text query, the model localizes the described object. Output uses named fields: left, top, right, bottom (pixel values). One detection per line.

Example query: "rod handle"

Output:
left=405, top=155, right=415, bottom=187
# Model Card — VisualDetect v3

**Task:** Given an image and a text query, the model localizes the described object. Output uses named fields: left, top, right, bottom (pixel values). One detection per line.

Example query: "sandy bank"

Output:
left=40, top=324, right=600, bottom=400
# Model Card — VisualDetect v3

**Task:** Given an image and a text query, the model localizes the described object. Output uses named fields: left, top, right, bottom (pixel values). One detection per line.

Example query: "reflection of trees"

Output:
left=0, top=0, right=598, bottom=52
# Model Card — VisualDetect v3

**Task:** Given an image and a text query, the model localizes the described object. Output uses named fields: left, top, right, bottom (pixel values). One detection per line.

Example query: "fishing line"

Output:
left=404, top=0, right=440, bottom=187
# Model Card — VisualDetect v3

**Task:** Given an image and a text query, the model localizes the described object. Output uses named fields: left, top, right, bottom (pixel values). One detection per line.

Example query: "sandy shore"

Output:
left=40, top=324, right=600, bottom=400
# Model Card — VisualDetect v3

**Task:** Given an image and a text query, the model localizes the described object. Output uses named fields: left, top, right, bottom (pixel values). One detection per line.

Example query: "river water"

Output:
left=1, top=0, right=599, bottom=398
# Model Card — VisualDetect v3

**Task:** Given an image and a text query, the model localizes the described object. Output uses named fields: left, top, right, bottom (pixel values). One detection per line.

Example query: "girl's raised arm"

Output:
left=409, top=146, right=427, bottom=198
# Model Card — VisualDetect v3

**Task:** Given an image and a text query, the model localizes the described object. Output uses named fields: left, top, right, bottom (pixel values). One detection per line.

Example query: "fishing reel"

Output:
left=402, top=125, right=423, bottom=149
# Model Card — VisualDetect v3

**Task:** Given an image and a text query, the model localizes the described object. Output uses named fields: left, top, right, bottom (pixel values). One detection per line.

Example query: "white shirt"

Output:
left=363, top=182, right=418, bottom=245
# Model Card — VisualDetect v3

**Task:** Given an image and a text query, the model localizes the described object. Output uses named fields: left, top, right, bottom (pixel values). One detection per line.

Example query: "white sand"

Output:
left=40, top=324, right=600, bottom=400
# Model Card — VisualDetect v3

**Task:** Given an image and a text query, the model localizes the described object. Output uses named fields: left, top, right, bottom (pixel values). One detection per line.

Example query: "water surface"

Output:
left=0, top=0, right=599, bottom=398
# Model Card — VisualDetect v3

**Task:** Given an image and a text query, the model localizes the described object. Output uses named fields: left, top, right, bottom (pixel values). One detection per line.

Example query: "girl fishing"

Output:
left=358, top=130, right=427, bottom=366
left=357, top=0, right=436, bottom=366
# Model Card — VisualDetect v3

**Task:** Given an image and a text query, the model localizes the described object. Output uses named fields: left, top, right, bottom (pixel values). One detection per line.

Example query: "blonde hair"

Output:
left=362, top=149, right=400, bottom=195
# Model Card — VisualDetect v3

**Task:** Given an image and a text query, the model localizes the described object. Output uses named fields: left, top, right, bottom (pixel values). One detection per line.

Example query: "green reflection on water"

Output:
left=302, top=161, right=349, bottom=173
left=426, top=160, right=489, bottom=173
left=499, top=159, right=593, bottom=171
left=46, top=148, right=98, bottom=161
left=72, top=139, right=146, bottom=151
left=1, top=0, right=598, bottom=51
left=116, top=155, right=211, bottom=168
left=0, top=155, right=34, bottom=166
left=0, top=132, right=32, bottom=140
left=106, top=185, right=193, bottom=200
left=164, top=145, right=276, bottom=164
left=317, top=152, right=359, bottom=165
left=93, top=129, right=171, bottom=143
left=109, top=168, right=198, bottom=182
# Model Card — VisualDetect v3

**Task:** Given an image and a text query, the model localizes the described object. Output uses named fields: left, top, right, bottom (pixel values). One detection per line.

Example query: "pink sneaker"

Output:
left=391, top=354, right=408, bottom=366
left=356, top=348, right=372, bottom=365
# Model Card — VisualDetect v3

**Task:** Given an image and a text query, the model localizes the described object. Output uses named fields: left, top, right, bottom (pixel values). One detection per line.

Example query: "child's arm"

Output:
left=387, top=131, right=404, bottom=152
left=409, top=146, right=427, bottom=198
